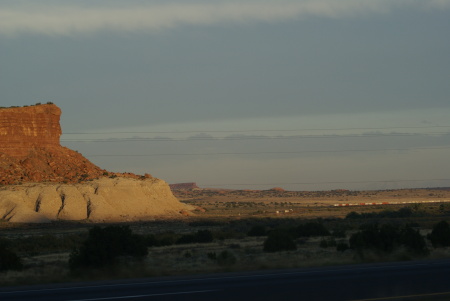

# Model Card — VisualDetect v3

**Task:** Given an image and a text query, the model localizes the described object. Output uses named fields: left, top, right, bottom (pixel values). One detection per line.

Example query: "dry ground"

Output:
left=175, top=188, right=450, bottom=220
left=3, top=232, right=450, bottom=287
left=1, top=187, right=450, bottom=286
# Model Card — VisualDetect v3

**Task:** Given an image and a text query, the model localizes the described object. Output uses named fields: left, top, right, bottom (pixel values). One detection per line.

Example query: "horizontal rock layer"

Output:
left=0, top=104, right=62, bottom=158
left=0, top=104, right=106, bottom=184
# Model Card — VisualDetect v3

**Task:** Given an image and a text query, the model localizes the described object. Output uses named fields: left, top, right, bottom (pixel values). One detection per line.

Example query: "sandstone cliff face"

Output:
left=0, top=104, right=192, bottom=222
left=0, top=177, right=194, bottom=223
left=0, top=104, right=61, bottom=158
left=0, top=104, right=105, bottom=185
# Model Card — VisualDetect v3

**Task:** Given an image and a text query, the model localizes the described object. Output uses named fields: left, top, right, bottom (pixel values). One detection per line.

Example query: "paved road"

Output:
left=2, top=259, right=450, bottom=301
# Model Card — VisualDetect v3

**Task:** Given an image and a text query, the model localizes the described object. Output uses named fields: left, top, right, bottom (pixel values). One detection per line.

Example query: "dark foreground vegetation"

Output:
left=1, top=205, right=450, bottom=285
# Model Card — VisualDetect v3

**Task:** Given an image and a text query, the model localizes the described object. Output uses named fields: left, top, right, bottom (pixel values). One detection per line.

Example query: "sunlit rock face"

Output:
left=0, top=104, right=194, bottom=222
left=0, top=104, right=104, bottom=185
left=0, top=104, right=62, bottom=158
left=0, top=177, right=194, bottom=223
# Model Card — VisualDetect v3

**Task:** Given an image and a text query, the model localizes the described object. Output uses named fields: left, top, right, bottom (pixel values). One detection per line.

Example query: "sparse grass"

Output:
left=0, top=230, right=433, bottom=286
left=2, top=188, right=450, bottom=286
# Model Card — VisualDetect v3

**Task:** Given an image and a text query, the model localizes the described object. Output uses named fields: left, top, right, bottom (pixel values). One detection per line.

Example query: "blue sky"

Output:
left=1, top=0, right=450, bottom=190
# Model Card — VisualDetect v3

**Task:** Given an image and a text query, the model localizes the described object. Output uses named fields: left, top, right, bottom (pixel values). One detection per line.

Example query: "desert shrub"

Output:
left=295, top=222, right=330, bottom=237
left=158, top=232, right=179, bottom=246
left=336, top=242, right=349, bottom=252
left=188, top=220, right=222, bottom=227
left=151, top=232, right=178, bottom=246
left=228, top=243, right=241, bottom=249
left=212, top=229, right=243, bottom=240
left=345, top=207, right=414, bottom=220
left=428, top=221, right=450, bottom=248
left=176, top=234, right=196, bottom=244
left=319, top=237, right=336, bottom=248
left=399, top=227, right=429, bottom=256
left=247, top=225, right=267, bottom=237
left=3, top=234, right=86, bottom=256
left=349, top=224, right=398, bottom=253
left=263, top=230, right=296, bottom=252
left=0, top=244, right=23, bottom=272
left=69, top=226, right=147, bottom=270
left=144, top=234, right=159, bottom=247
left=207, top=252, right=217, bottom=260
left=216, top=250, right=237, bottom=266
left=346, top=211, right=360, bottom=219
left=349, top=224, right=428, bottom=256
left=176, top=230, right=213, bottom=245
left=207, top=250, right=236, bottom=266
left=332, top=229, right=347, bottom=238
left=195, top=230, right=213, bottom=243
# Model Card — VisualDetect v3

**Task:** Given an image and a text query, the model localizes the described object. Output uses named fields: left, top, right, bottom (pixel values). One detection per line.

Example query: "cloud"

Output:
left=1, top=0, right=449, bottom=36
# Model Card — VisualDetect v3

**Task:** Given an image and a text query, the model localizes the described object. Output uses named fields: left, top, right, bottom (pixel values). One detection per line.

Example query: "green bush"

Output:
left=428, top=221, right=450, bottom=248
left=69, top=226, right=147, bottom=270
left=263, top=230, right=296, bottom=252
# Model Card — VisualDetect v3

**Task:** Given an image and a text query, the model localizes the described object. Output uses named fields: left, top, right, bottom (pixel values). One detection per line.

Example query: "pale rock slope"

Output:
left=0, top=177, right=193, bottom=223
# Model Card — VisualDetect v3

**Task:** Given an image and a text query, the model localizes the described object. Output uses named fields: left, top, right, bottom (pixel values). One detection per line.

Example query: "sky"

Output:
left=1, top=0, right=450, bottom=190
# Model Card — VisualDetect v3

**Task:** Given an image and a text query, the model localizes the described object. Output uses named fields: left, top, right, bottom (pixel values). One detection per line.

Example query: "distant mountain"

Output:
left=424, top=187, right=450, bottom=191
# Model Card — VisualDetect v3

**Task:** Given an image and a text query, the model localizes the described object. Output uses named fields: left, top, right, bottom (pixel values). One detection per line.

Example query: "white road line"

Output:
left=67, top=290, right=216, bottom=301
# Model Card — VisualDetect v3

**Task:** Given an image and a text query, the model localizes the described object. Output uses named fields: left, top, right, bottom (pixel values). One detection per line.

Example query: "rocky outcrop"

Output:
left=0, top=104, right=105, bottom=185
left=169, top=182, right=200, bottom=191
left=0, top=147, right=107, bottom=185
left=0, top=177, right=194, bottom=223
left=0, top=103, right=193, bottom=222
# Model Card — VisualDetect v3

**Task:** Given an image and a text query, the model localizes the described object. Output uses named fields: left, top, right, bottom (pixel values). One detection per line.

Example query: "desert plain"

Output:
left=1, top=104, right=450, bottom=286
left=2, top=186, right=450, bottom=286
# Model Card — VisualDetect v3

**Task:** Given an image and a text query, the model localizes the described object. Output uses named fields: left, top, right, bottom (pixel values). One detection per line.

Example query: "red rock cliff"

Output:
left=0, top=104, right=107, bottom=185
left=0, top=104, right=62, bottom=158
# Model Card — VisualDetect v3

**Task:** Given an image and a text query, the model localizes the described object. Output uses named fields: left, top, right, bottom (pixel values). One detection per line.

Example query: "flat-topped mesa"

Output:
left=0, top=103, right=108, bottom=185
left=0, top=104, right=194, bottom=222
left=0, top=104, right=62, bottom=158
